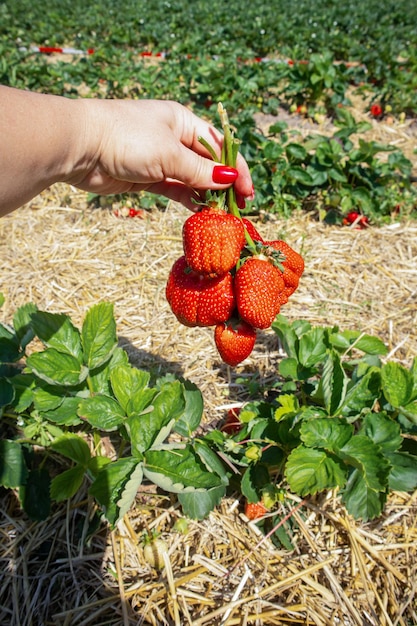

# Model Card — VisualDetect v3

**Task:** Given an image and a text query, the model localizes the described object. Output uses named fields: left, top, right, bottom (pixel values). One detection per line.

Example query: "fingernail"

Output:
left=212, top=165, right=238, bottom=184
left=247, top=185, right=255, bottom=201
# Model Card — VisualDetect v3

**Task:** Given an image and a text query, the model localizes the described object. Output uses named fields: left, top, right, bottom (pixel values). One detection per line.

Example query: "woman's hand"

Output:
left=0, top=87, right=254, bottom=215
left=74, top=98, right=254, bottom=210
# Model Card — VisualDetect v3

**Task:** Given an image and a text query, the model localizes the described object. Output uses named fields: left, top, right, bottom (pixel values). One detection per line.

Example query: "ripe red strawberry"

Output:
left=214, top=319, right=256, bottom=366
left=265, top=240, right=304, bottom=278
left=166, top=256, right=235, bottom=327
left=244, top=501, right=268, bottom=520
left=242, top=218, right=264, bottom=243
left=183, top=206, right=246, bottom=276
left=342, top=212, right=369, bottom=229
left=370, top=103, right=383, bottom=118
left=234, top=256, right=285, bottom=329
left=265, top=240, right=304, bottom=299
left=222, top=407, right=242, bottom=434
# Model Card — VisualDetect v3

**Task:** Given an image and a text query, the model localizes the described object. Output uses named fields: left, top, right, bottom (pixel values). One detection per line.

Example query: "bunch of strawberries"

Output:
left=165, top=104, right=304, bottom=367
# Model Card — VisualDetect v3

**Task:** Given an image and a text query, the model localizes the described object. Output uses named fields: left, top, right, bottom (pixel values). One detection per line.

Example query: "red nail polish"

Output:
left=212, top=165, right=238, bottom=184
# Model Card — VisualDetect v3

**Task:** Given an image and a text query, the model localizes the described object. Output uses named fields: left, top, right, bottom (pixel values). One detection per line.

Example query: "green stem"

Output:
left=217, top=103, right=256, bottom=251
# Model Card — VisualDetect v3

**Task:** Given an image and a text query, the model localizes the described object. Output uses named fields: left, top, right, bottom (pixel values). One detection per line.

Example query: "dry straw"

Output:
left=1, top=109, right=417, bottom=625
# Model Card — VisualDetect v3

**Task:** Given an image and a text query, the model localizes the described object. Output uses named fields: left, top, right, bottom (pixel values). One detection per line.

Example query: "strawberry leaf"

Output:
left=78, top=395, right=126, bottom=431
left=50, top=465, right=86, bottom=502
left=27, top=349, right=88, bottom=387
left=89, top=456, right=141, bottom=527
left=143, top=445, right=224, bottom=492
left=321, top=350, right=348, bottom=416
left=299, top=417, right=353, bottom=451
left=82, top=302, right=117, bottom=369
left=178, top=485, right=226, bottom=520
left=285, top=445, right=347, bottom=496
left=30, top=311, right=82, bottom=360
left=381, top=362, right=414, bottom=408
left=126, top=380, right=185, bottom=454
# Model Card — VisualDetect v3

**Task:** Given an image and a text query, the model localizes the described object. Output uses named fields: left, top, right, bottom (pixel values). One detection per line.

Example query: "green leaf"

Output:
left=0, top=377, right=15, bottom=411
left=127, top=381, right=185, bottom=453
left=30, top=311, right=82, bottom=360
left=300, top=418, right=353, bottom=452
left=272, top=314, right=301, bottom=359
left=89, top=456, right=139, bottom=526
left=341, top=468, right=386, bottom=521
left=340, top=367, right=381, bottom=418
left=50, top=465, right=86, bottom=501
left=353, top=335, right=388, bottom=355
left=13, top=302, right=37, bottom=349
left=278, top=357, right=299, bottom=380
left=360, top=413, right=402, bottom=453
left=0, top=440, right=28, bottom=488
left=285, top=143, right=307, bottom=161
left=274, top=394, right=300, bottom=421
left=8, top=374, right=35, bottom=412
left=88, top=347, right=129, bottom=395
left=381, top=362, right=414, bottom=407
left=285, top=445, right=347, bottom=496
left=178, top=485, right=226, bottom=520
left=117, top=463, right=144, bottom=520
left=241, top=463, right=271, bottom=502
left=78, top=395, right=126, bottom=431
left=400, top=401, right=417, bottom=424
left=327, top=167, right=347, bottom=183
left=110, top=364, right=151, bottom=413
left=322, top=350, right=348, bottom=415
left=0, top=336, right=21, bottom=362
left=82, top=302, right=117, bottom=369
left=19, top=467, right=51, bottom=521
left=143, top=445, right=223, bottom=492
left=174, top=379, right=204, bottom=437
left=193, top=441, right=228, bottom=484
left=288, top=166, right=314, bottom=185
left=411, top=357, right=417, bottom=400
left=42, top=396, right=83, bottom=426
left=298, top=327, right=328, bottom=368
left=51, top=434, right=91, bottom=466
left=27, top=348, right=88, bottom=386
left=386, top=452, right=417, bottom=492
left=33, top=385, right=65, bottom=412
left=339, top=435, right=390, bottom=492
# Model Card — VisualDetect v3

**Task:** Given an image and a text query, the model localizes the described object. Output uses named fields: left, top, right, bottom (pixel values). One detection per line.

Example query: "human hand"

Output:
left=73, top=99, right=254, bottom=210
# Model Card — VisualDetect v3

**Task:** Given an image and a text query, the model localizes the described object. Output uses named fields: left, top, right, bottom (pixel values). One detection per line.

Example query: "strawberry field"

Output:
left=1, top=1, right=417, bottom=625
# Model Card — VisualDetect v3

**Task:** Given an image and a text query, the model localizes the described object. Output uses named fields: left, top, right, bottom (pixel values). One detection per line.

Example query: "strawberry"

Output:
left=234, top=256, right=285, bottom=329
left=264, top=240, right=304, bottom=300
left=343, top=212, right=369, bottom=229
left=166, top=256, right=235, bottom=327
left=265, top=240, right=304, bottom=278
left=370, top=103, right=383, bottom=118
left=221, top=407, right=242, bottom=434
left=214, top=319, right=256, bottom=366
left=242, top=218, right=264, bottom=243
left=244, top=501, right=268, bottom=520
left=183, top=206, right=246, bottom=276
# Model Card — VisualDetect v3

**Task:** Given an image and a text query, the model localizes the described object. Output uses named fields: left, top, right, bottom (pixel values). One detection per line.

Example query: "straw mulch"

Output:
left=1, top=113, right=417, bottom=625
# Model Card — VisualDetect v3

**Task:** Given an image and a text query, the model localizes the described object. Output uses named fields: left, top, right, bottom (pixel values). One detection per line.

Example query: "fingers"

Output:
left=176, top=106, right=254, bottom=199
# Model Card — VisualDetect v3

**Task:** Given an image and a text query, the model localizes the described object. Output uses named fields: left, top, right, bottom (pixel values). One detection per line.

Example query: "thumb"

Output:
left=167, top=143, right=238, bottom=191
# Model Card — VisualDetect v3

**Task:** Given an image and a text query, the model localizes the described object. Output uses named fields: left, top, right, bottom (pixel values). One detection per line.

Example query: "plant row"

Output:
left=1, top=300, right=417, bottom=531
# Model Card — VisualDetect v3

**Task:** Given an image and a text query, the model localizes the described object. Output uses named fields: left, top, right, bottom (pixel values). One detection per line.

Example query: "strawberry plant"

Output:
left=1, top=305, right=417, bottom=526
left=0, top=301, right=228, bottom=523
left=241, top=108, right=417, bottom=222
left=205, top=314, right=417, bottom=522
